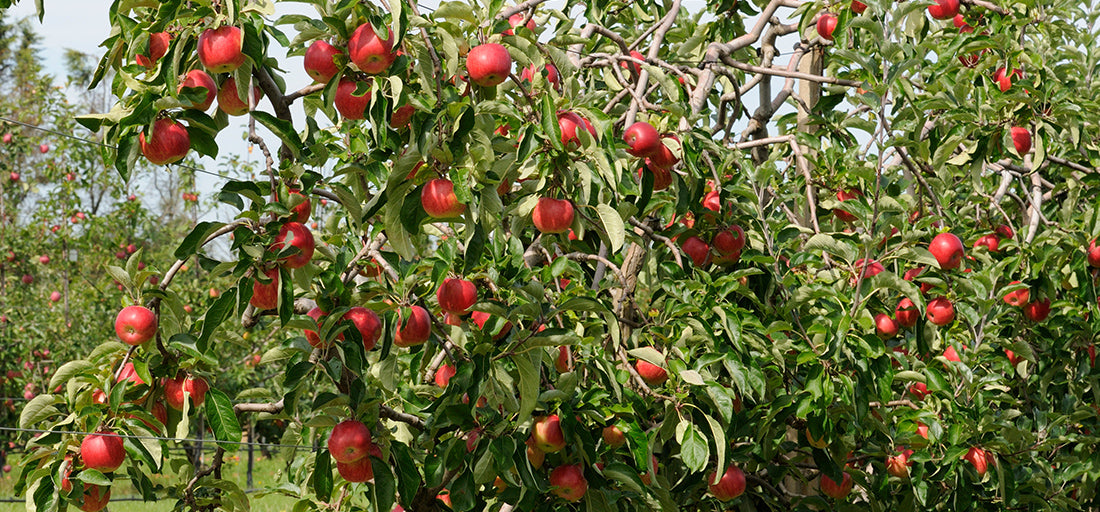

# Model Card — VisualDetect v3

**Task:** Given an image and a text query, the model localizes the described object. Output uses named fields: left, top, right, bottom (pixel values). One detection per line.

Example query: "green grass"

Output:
left=0, top=452, right=299, bottom=512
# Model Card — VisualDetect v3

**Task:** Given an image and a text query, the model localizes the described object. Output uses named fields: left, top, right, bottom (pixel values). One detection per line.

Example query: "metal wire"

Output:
left=0, top=426, right=314, bottom=449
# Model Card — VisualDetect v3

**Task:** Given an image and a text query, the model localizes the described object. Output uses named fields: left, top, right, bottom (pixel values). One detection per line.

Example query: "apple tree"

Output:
left=11, top=0, right=1100, bottom=510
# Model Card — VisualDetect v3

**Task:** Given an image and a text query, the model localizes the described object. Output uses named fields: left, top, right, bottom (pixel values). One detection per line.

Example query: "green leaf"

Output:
left=204, top=388, right=243, bottom=451
left=678, top=423, right=708, bottom=472
left=542, top=95, right=562, bottom=151
left=513, top=352, right=539, bottom=427
left=175, top=222, right=226, bottom=260
left=76, top=469, right=111, bottom=486
left=804, top=233, right=857, bottom=262
left=198, top=287, right=237, bottom=347
left=251, top=111, right=303, bottom=161
left=49, top=360, right=92, bottom=391
left=313, top=450, right=332, bottom=501
left=596, top=204, right=625, bottom=253
left=19, top=395, right=62, bottom=429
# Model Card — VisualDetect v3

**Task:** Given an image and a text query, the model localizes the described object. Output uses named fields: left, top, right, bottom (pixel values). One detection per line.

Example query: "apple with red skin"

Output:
left=335, top=78, right=371, bottom=120
left=91, top=388, right=107, bottom=405
left=903, top=267, right=933, bottom=294
left=394, top=305, right=431, bottom=347
left=639, top=454, right=659, bottom=485
left=139, top=118, right=191, bottom=165
left=1010, top=126, right=1031, bottom=155
left=329, top=419, right=372, bottom=463
left=435, top=364, right=456, bottom=388
left=944, top=345, right=961, bottom=362
left=250, top=267, right=280, bottom=310
left=817, top=13, right=838, bottom=41
left=895, top=297, right=919, bottom=328
left=526, top=437, right=545, bottom=468
left=304, top=307, right=332, bottom=348
left=635, top=358, right=668, bottom=386
left=555, top=345, right=572, bottom=372
left=1086, top=239, right=1100, bottom=268
left=887, top=448, right=914, bottom=478
left=164, top=373, right=209, bottom=410
left=78, top=484, right=111, bottom=512
left=50, top=291, right=61, bottom=302
left=702, top=190, right=721, bottom=213
left=713, top=225, right=746, bottom=255
left=833, top=189, right=862, bottom=223
left=851, top=0, right=867, bottom=13
left=304, top=40, right=345, bottom=83
left=602, top=424, right=626, bottom=448
left=348, top=23, right=395, bottom=75
left=929, top=232, right=965, bottom=270
left=272, top=222, right=315, bottom=268
left=532, top=197, right=575, bottom=234
left=973, top=233, right=999, bottom=253
left=1023, top=298, right=1051, bottom=322
left=466, top=43, right=512, bottom=87
left=681, top=236, right=711, bottom=267
left=993, top=67, right=1022, bottom=92
left=471, top=310, right=512, bottom=340
left=343, top=307, right=382, bottom=351
left=81, top=431, right=126, bottom=473
left=136, top=32, right=170, bottom=68
left=708, top=465, right=747, bottom=501
left=620, top=50, right=645, bottom=75
left=337, top=454, right=374, bottom=483
left=854, top=258, right=885, bottom=280
left=421, top=179, right=466, bottom=218
left=117, top=362, right=146, bottom=386
left=1, top=133, right=10, bottom=143
left=926, top=296, right=955, bottom=326
left=875, top=313, right=899, bottom=339
left=504, top=12, right=536, bottom=34
left=557, top=111, right=594, bottom=150
left=197, top=26, right=245, bottom=73
left=1005, top=349, right=1021, bottom=366
left=549, top=465, right=588, bottom=501
left=437, top=277, right=477, bottom=314
left=964, top=446, right=989, bottom=476
left=648, top=137, right=679, bottom=170
left=532, top=414, right=567, bottom=453
left=115, top=305, right=157, bottom=345
left=521, top=63, right=561, bottom=90
left=217, top=77, right=263, bottom=116
left=1003, top=281, right=1029, bottom=306
left=623, top=121, right=661, bottom=157
left=820, top=471, right=854, bottom=498
left=909, top=382, right=930, bottom=399
left=39, top=143, right=49, bottom=153
left=927, top=0, right=960, bottom=19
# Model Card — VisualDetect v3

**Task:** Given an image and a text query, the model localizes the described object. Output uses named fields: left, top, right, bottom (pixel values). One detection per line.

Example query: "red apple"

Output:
left=336, top=79, right=378, bottom=123
left=682, top=236, right=711, bottom=267
left=437, top=277, right=477, bottom=314
left=833, top=188, right=862, bottom=223
left=556, top=111, right=591, bottom=150
left=435, top=364, right=456, bottom=388
left=623, top=121, right=660, bottom=157
left=887, top=448, right=914, bottom=478
left=504, top=12, right=536, bottom=35
left=81, top=431, right=126, bottom=473
left=549, top=465, right=588, bottom=502
left=702, top=190, right=721, bottom=213
left=116, top=362, right=146, bottom=386
left=973, top=233, right=999, bottom=253
left=1, top=133, right=10, bottom=143
left=819, top=471, right=853, bottom=498
left=304, top=40, right=345, bottom=83
left=713, top=225, right=746, bottom=255
left=1010, top=126, right=1031, bottom=155
left=394, top=306, right=432, bottom=347
left=908, top=382, right=930, bottom=399
left=136, top=32, right=171, bottom=68
left=854, top=258, right=885, bottom=280
left=1005, top=349, right=1021, bottom=366
left=1023, top=298, right=1051, bottom=322
left=964, top=446, right=989, bottom=476
left=272, top=222, right=315, bottom=269
left=602, top=424, right=626, bottom=448
left=250, top=268, right=280, bottom=310
left=1087, top=239, right=1100, bottom=268
left=875, top=313, right=899, bottom=339
left=115, top=305, right=157, bottom=345
left=817, top=13, right=838, bottom=41
left=620, top=50, right=645, bottom=75
left=21, top=274, right=33, bottom=285
left=348, top=23, right=395, bottom=75
left=139, top=118, right=191, bottom=165
left=471, top=310, right=512, bottom=340
left=895, top=297, right=919, bottom=328
left=993, top=67, right=1022, bottom=92
left=532, top=414, right=566, bottom=453
left=421, top=179, right=466, bottom=218
left=648, top=137, right=679, bottom=170
left=217, top=77, right=263, bottom=116
left=343, top=306, right=381, bottom=351
left=526, top=437, right=545, bottom=468
left=521, top=63, right=560, bottom=90
left=78, top=484, right=111, bottom=512
left=337, top=454, right=374, bottom=483
left=555, top=345, right=572, bottom=373
left=466, top=43, right=512, bottom=87
left=197, top=26, right=245, bottom=73
left=929, top=232, right=965, bottom=270
left=927, top=296, right=955, bottom=326
left=329, top=419, right=372, bottom=463
left=39, top=143, right=49, bottom=153
left=851, top=0, right=867, bottom=13
left=944, top=345, right=961, bottom=362
left=304, top=307, right=332, bottom=348
left=532, top=197, right=574, bottom=234
left=708, top=465, right=747, bottom=501
left=635, top=358, right=668, bottom=386
left=164, top=373, right=208, bottom=410
left=927, top=0, right=960, bottom=20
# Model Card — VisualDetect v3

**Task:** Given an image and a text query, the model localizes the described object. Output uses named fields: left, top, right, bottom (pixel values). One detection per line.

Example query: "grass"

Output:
left=0, top=450, right=299, bottom=512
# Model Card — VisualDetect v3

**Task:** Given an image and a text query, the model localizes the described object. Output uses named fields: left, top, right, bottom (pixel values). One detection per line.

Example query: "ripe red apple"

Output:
left=927, top=0, right=960, bottom=20
left=682, top=236, right=711, bottom=267
left=504, top=12, right=536, bottom=34
left=421, top=179, right=466, bottom=218
left=526, top=437, right=545, bottom=469
left=993, top=67, right=1022, bottom=92
left=833, top=188, right=862, bottom=223
left=39, top=143, right=49, bottom=153
left=49, top=290, right=61, bottom=303
left=466, top=43, right=512, bottom=87
left=620, top=50, right=645, bottom=75
left=702, top=190, right=721, bottom=213
left=164, top=373, right=208, bottom=410
left=895, top=297, right=919, bottom=328
left=434, top=364, right=456, bottom=388
left=437, top=277, right=477, bottom=314
left=973, top=233, right=999, bottom=253
left=272, top=222, right=315, bottom=268
left=963, top=446, right=989, bottom=476
left=304, top=40, right=345, bottom=83
left=532, top=414, right=566, bottom=453
left=713, top=225, right=746, bottom=255
left=1087, top=239, right=1100, bottom=268
left=217, top=77, right=263, bottom=116
left=1, top=133, right=10, bottom=143
left=886, top=448, right=914, bottom=478
left=348, top=23, right=395, bottom=75
left=198, top=26, right=245, bottom=73
left=335, top=78, right=371, bottom=120
left=39, top=254, right=50, bottom=264
left=708, top=465, right=747, bottom=501
left=549, top=465, right=587, bottom=502
left=556, top=111, right=593, bottom=150
left=635, top=358, right=668, bottom=386
left=908, top=382, right=930, bottom=399
left=304, top=307, right=332, bottom=348
left=78, top=484, right=111, bottom=512
left=817, top=13, right=838, bottom=41
left=251, top=267, right=280, bottom=310
left=648, top=137, right=679, bottom=170
left=851, top=0, right=867, bottom=13
left=329, top=419, right=372, bottom=463
left=394, top=305, right=432, bottom=347
left=343, top=306, right=381, bottom=351
left=21, top=274, right=33, bottom=285
left=115, top=305, right=157, bottom=345
left=9, top=171, right=18, bottom=182
left=136, top=32, right=170, bottom=68
left=521, top=63, right=560, bottom=90
left=875, top=313, right=899, bottom=339
left=81, top=431, right=126, bottom=473
left=943, top=345, right=961, bottom=363
left=854, top=258, right=885, bottom=280
left=532, top=197, right=575, bottom=234
left=471, top=310, right=512, bottom=340
left=927, top=296, right=955, bottom=326
left=1023, top=298, right=1051, bottom=322
left=337, top=454, right=374, bottom=483
left=555, top=345, right=572, bottom=372
left=623, top=121, right=660, bottom=157
left=1010, top=126, right=1031, bottom=155
left=929, top=232, right=965, bottom=270
left=1005, top=349, right=1021, bottom=366
left=139, top=118, right=191, bottom=165
left=116, top=362, right=146, bottom=386
left=819, top=471, right=853, bottom=498
left=602, top=424, right=625, bottom=448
